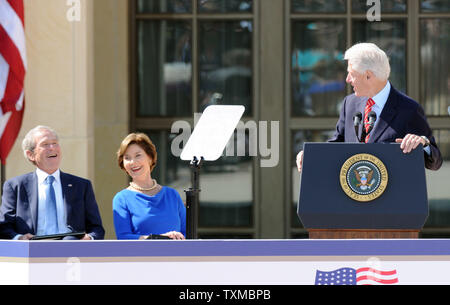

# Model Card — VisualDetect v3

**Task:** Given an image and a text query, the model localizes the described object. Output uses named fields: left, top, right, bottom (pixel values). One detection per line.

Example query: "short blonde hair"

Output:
left=117, top=133, right=157, bottom=172
left=344, top=43, right=391, bottom=81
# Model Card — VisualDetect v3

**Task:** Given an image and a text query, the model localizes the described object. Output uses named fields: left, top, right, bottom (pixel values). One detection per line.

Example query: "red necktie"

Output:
left=364, top=98, right=375, bottom=143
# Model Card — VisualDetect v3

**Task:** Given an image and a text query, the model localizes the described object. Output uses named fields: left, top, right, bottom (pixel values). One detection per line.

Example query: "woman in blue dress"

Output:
left=113, top=133, right=186, bottom=240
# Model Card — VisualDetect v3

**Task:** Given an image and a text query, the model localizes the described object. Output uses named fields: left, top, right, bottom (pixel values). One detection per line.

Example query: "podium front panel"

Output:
left=298, top=143, right=428, bottom=230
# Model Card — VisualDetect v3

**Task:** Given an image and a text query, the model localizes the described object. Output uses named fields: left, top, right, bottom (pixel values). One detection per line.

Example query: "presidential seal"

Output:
left=339, top=153, right=388, bottom=202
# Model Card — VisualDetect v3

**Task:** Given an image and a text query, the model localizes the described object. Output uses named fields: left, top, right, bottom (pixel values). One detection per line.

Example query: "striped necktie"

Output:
left=364, top=98, right=375, bottom=143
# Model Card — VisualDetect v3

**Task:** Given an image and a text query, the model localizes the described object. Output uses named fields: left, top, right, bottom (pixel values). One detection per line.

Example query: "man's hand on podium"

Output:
left=395, top=133, right=428, bottom=154
left=296, top=150, right=304, bottom=172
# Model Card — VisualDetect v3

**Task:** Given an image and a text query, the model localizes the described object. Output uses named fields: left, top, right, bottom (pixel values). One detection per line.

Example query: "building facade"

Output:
left=6, top=0, right=449, bottom=239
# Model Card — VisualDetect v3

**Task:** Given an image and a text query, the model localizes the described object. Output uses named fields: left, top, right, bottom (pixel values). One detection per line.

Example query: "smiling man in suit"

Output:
left=0, top=125, right=105, bottom=240
left=296, top=43, right=442, bottom=172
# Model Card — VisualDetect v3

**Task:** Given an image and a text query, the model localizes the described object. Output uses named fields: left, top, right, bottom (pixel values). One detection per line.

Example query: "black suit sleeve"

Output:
left=0, top=180, right=23, bottom=239
left=328, top=96, right=347, bottom=142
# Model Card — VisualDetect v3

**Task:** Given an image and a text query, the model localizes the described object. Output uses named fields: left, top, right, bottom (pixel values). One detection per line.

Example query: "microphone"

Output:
left=366, top=111, right=377, bottom=135
left=361, top=111, right=377, bottom=143
left=353, top=112, right=363, bottom=142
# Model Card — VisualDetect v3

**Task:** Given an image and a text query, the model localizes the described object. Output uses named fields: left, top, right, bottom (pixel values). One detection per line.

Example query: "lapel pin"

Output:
left=68, top=184, right=73, bottom=187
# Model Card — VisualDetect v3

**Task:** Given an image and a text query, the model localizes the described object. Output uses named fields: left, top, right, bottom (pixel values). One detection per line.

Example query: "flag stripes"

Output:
left=0, top=0, right=26, bottom=164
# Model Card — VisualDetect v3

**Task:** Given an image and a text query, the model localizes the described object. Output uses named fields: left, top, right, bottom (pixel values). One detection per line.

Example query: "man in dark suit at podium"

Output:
left=0, top=125, right=105, bottom=240
left=297, top=43, right=442, bottom=172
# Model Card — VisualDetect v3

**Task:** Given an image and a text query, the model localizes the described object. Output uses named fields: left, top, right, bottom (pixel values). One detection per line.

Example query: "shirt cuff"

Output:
left=424, top=146, right=431, bottom=156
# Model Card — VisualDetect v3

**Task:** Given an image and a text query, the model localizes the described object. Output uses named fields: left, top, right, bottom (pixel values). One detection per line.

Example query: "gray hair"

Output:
left=344, top=43, right=391, bottom=81
left=22, top=125, right=59, bottom=163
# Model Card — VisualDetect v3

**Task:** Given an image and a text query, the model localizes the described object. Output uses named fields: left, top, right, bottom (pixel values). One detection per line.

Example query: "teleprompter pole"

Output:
left=185, top=156, right=203, bottom=239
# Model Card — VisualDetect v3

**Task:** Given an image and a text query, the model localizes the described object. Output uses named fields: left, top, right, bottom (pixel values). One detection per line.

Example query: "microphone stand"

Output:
left=361, top=112, right=377, bottom=143
left=353, top=112, right=363, bottom=143
left=361, top=129, right=367, bottom=143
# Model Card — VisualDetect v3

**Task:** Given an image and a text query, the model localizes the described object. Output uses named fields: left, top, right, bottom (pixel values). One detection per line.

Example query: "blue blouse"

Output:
left=112, top=187, right=186, bottom=240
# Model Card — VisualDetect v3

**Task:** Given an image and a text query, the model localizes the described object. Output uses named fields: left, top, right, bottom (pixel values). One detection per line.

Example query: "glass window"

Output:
left=198, top=0, right=253, bottom=13
left=291, top=0, right=346, bottom=13
left=133, top=1, right=256, bottom=238
left=137, top=20, right=192, bottom=116
left=144, top=129, right=254, bottom=228
left=353, top=20, right=407, bottom=94
left=140, top=130, right=191, bottom=195
left=352, top=0, right=407, bottom=13
left=424, top=130, right=450, bottom=229
left=421, top=0, right=450, bottom=13
left=199, top=21, right=253, bottom=116
left=420, top=19, right=450, bottom=116
left=291, top=20, right=347, bottom=117
left=199, top=129, right=254, bottom=228
left=292, top=129, right=335, bottom=228
left=137, top=0, right=192, bottom=13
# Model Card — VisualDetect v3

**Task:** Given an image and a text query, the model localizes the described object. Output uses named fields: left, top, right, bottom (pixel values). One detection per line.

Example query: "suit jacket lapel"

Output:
left=60, top=171, right=73, bottom=225
left=369, top=86, right=399, bottom=143
left=352, top=97, right=367, bottom=142
left=25, top=172, right=38, bottom=233
left=358, top=98, right=367, bottom=140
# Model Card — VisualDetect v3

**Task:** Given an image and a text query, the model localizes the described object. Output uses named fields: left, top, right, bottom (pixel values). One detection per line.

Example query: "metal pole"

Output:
left=184, top=156, right=203, bottom=239
left=1, top=163, right=4, bottom=196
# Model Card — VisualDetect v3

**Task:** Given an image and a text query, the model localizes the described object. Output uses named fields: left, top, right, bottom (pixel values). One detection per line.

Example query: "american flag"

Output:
left=315, top=267, right=399, bottom=285
left=0, top=0, right=26, bottom=165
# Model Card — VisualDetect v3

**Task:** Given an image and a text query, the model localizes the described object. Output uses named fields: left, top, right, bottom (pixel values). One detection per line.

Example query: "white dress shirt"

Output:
left=369, top=81, right=391, bottom=131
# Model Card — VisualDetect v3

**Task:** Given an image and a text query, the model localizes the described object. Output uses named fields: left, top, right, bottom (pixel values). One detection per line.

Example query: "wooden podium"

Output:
left=297, top=143, right=428, bottom=239
left=308, top=229, right=419, bottom=239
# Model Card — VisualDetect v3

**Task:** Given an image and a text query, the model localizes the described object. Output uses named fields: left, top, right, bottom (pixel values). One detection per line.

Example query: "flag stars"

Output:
left=315, top=267, right=358, bottom=285
left=315, top=267, right=397, bottom=285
